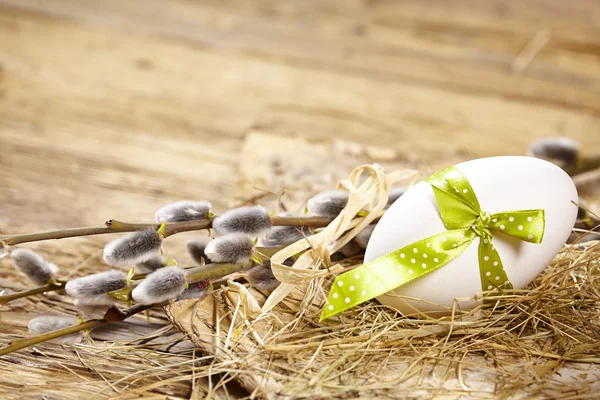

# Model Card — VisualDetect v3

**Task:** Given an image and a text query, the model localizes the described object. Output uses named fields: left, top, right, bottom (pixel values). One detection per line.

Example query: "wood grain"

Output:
left=0, top=0, right=599, bottom=398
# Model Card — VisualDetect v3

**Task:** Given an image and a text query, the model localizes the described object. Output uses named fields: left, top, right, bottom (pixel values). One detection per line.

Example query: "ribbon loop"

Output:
left=427, top=170, right=480, bottom=230
left=321, top=166, right=545, bottom=320
left=487, top=210, right=545, bottom=243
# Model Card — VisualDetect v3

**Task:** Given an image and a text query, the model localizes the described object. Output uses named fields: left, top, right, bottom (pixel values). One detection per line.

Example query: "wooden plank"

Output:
left=0, top=4, right=598, bottom=166
left=1, top=0, right=599, bottom=115
left=0, top=0, right=598, bottom=398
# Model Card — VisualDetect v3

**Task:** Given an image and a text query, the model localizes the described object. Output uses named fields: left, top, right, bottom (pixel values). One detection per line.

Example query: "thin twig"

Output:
left=184, top=262, right=255, bottom=283
left=0, top=216, right=336, bottom=247
left=0, top=303, right=157, bottom=356
left=0, top=220, right=165, bottom=246
left=271, top=216, right=334, bottom=228
left=0, top=281, right=65, bottom=305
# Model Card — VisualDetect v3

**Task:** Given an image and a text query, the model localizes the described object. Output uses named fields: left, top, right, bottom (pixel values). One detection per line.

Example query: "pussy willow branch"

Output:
left=0, top=303, right=156, bottom=356
left=0, top=213, right=376, bottom=304
left=0, top=216, right=336, bottom=247
left=100, top=262, right=256, bottom=300
left=0, top=248, right=273, bottom=305
left=0, top=265, right=255, bottom=355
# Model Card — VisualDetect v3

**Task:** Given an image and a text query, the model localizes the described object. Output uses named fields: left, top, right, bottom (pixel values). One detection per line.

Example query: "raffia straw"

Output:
left=264, top=164, right=417, bottom=313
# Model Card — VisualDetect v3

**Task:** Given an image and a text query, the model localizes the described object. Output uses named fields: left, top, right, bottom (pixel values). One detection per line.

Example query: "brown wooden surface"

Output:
left=0, top=0, right=599, bottom=398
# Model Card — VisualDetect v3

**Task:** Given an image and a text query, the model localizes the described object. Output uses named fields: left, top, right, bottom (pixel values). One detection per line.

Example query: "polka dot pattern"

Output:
left=487, top=210, right=545, bottom=243
left=478, top=239, right=512, bottom=291
left=426, top=166, right=481, bottom=215
left=321, top=228, right=471, bottom=320
left=321, top=166, right=544, bottom=320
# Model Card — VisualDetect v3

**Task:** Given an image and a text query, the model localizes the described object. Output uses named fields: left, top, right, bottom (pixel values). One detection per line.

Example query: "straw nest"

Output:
left=164, top=165, right=600, bottom=399
left=1, top=165, right=598, bottom=399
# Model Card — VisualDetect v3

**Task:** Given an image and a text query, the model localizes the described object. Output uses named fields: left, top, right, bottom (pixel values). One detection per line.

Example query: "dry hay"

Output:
left=0, top=237, right=226, bottom=400
left=1, top=164, right=599, bottom=399
left=3, top=240, right=598, bottom=399
left=163, top=239, right=600, bottom=399
left=162, top=243, right=600, bottom=398
left=165, top=165, right=600, bottom=399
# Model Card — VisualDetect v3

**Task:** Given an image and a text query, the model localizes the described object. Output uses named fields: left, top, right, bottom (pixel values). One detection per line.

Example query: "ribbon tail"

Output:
left=321, top=229, right=476, bottom=321
left=478, top=238, right=513, bottom=292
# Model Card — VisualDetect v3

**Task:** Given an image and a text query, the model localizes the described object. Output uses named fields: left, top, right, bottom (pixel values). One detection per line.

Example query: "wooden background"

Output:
left=0, top=0, right=599, bottom=398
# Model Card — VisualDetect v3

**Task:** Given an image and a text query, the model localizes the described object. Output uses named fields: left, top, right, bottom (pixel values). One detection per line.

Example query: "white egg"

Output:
left=365, top=156, right=578, bottom=317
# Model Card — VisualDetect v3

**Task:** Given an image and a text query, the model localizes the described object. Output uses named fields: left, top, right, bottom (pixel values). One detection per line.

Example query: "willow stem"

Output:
left=184, top=262, right=255, bottom=283
left=270, top=216, right=333, bottom=228
left=0, top=303, right=155, bottom=356
left=0, top=216, right=337, bottom=247
left=0, top=282, right=65, bottom=305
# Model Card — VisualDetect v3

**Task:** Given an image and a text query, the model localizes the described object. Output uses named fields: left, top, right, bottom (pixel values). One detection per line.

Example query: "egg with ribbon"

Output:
left=321, top=156, right=578, bottom=319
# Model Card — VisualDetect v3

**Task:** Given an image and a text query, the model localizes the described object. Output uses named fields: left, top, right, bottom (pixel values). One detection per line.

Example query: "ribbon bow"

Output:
left=321, top=166, right=545, bottom=320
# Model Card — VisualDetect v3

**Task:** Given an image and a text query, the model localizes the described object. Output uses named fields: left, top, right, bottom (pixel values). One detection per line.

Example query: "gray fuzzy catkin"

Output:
left=338, top=240, right=361, bottom=257
left=131, top=266, right=187, bottom=305
left=212, top=206, right=272, bottom=236
left=103, top=229, right=163, bottom=266
left=65, top=270, right=127, bottom=306
left=355, top=225, right=376, bottom=249
left=155, top=200, right=212, bottom=223
left=246, top=261, right=281, bottom=291
left=28, top=315, right=83, bottom=344
left=528, top=137, right=580, bottom=166
left=186, top=239, right=211, bottom=264
left=176, top=280, right=211, bottom=301
left=580, top=233, right=600, bottom=243
left=11, top=248, right=58, bottom=285
left=204, top=233, right=254, bottom=264
left=136, top=256, right=166, bottom=273
left=307, top=190, right=349, bottom=217
left=259, top=225, right=311, bottom=247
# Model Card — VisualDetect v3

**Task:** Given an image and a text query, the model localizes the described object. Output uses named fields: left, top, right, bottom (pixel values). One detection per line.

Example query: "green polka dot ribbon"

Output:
left=320, top=166, right=545, bottom=321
